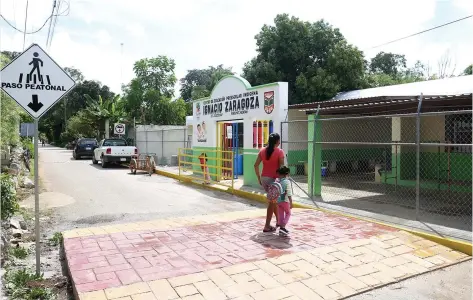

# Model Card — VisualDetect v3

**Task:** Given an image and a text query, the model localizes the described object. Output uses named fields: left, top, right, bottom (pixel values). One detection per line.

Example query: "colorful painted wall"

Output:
left=192, top=76, right=288, bottom=187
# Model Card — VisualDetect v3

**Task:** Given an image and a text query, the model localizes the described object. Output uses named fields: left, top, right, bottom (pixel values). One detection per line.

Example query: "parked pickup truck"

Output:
left=92, top=138, right=137, bottom=168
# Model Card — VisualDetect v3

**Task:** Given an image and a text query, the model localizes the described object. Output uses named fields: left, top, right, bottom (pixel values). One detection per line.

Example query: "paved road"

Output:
left=29, top=145, right=262, bottom=233
left=347, top=261, right=471, bottom=300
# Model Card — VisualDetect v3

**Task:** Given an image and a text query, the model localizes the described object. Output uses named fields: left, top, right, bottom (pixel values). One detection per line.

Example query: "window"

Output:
left=103, top=139, right=127, bottom=147
left=79, top=139, right=97, bottom=145
left=445, top=113, right=472, bottom=153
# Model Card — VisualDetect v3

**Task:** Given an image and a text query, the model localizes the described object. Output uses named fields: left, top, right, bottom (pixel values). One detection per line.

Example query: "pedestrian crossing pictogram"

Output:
left=0, top=44, right=76, bottom=119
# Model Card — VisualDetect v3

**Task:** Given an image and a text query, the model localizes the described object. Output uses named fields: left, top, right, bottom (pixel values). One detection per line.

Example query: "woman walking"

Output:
left=254, top=133, right=285, bottom=232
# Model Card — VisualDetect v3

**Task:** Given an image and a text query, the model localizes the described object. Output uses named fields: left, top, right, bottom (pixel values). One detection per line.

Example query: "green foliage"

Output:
left=133, top=56, right=177, bottom=97
left=64, top=110, right=97, bottom=139
left=1, top=51, right=21, bottom=61
left=1, top=174, right=19, bottom=220
left=242, top=14, right=366, bottom=104
left=39, top=74, right=115, bottom=144
left=369, top=52, right=407, bottom=77
left=365, top=58, right=427, bottom=88
left=1, top=57, right=21, bottom=147
left=0, top=95, right=21, bottom=147
left=64, top=67, right=84, bottom=82
left=10, top=247, right=29, bottom=259
left=463, top=64, right=472, bottom=75
left=5, top=268, right=55, bottom=300
left=122, top=55, right=187, bottom=125
left=21, top=138, right=34, bottom=159
left=49, top=232, right=63, bottom=247
left=179, top=65, right=234, bottom=101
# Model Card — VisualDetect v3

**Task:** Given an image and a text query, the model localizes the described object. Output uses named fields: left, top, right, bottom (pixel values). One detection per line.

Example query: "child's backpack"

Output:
left=266, top=180, right=284, bottom=202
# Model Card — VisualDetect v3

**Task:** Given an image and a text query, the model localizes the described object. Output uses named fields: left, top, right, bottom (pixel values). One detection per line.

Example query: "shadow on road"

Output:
left=88, top=163, right=130, bottom=171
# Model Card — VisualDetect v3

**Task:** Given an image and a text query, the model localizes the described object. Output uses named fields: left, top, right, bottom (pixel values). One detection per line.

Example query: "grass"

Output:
left=5, top=268, right=55, bottom=300
left=9, top=247, right=29, bottom=259
left=49, top=232, right=63, bottom=247
left=19, top=207, right=33, bottom=222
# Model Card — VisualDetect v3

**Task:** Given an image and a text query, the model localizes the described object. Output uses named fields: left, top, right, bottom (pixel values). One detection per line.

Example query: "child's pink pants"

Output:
left=278, top=202, right=291, bottom=227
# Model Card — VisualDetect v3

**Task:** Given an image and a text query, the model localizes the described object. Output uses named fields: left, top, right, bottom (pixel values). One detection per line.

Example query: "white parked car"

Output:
left=92, top=138, right=137, bottom=168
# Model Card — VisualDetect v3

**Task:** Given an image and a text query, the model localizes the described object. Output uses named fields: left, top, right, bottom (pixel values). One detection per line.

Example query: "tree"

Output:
left=369, top=52, right=407, bottom=78
left=64, top=110, right=97, bottom=139
left=65, top=67, right=85, bottom=82
left=84, top=94, right=124, bottom=136
left=0, top=54, right=21, bottom=147
left=366, top=59, right=427, bottom=88
left=0, top=51, right=20, bottom=61
left=179, top=65, right=234, bottom=101
left=65, top=80, right=114, bottom=115
left=462, top=64, right=472, bottom=75
left=437, top=50, right=456, bottom=79
left=242, top=14, right=366, bottom=104
left=133, top=56, right=176, bottom=98
left=122, top=56, right=187, bottom=125
left=39, top=69, right=114, bottom=143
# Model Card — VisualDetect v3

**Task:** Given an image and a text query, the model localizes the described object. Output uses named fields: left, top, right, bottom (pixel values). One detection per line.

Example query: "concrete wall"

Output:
left=321, top=116, right=391, bottom=148
left=287, top=109, right=308, bottom=151
left=285, top=109, right=309, bottom=172
left=136, top=125, right=188, bottom=166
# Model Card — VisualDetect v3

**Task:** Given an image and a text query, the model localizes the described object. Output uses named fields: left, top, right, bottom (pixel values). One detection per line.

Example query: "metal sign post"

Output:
left=33, top=119, right=40, bottom=274
left=0, top=43, right=76, bottom=275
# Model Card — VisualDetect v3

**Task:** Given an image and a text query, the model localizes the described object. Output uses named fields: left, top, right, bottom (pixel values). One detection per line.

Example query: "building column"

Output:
left=390, top=117, right=402, bottom=183
left=307, top=114, right=322, bottom=196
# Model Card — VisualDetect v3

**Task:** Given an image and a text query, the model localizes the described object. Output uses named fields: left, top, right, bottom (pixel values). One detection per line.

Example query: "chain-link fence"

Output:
left=282, top=110, right=472, bottom=233
left=136, top=126, right=191, bottom=166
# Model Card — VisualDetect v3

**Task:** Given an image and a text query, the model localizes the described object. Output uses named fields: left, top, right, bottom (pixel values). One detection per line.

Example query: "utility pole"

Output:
left=64, top=99, right=67, bottom=130
left=120, top=43, right=124, bottom=88
left=22, top=0, right=30, bottom=50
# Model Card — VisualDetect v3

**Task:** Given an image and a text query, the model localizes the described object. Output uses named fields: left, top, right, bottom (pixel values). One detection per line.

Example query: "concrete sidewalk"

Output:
left=63, top=208, right=470, bottom=300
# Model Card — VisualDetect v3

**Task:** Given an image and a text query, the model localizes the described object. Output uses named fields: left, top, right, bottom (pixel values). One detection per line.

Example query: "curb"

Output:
left=155, top=169, right=472, bottom=256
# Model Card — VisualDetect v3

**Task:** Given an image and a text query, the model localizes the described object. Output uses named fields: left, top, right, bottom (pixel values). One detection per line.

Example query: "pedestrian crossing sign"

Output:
left=0, top=43, right=76, bottom=119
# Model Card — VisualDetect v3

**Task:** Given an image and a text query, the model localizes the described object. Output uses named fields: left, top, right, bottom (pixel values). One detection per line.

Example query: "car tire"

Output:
left=92, top=155, right=98, bottom=165
left=101, top=157, right=107, bottom=168
left=76, top=154, right=81, bottom=160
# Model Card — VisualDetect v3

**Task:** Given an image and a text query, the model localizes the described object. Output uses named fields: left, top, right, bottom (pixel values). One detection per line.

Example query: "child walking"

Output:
left=276, top=166, right=293, bottom=236
left=198, top=153, right=211, bottom=184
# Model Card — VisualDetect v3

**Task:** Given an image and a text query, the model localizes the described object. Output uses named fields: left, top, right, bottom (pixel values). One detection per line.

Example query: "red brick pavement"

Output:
left=64, top=210, right=396, bottom=293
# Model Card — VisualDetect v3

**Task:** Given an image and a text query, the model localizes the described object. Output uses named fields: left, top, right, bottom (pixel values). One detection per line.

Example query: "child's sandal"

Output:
left=263, top=226, right=276, bottom=232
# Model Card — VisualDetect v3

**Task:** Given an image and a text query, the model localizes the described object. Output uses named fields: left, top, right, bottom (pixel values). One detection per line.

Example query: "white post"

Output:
left=105, top=119, right=110, bottom=138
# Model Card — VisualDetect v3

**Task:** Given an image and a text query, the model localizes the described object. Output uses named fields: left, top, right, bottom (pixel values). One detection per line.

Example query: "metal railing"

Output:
left=178, top=148, right=234, bottom=190
left=281, top=105, right=472, bottom=235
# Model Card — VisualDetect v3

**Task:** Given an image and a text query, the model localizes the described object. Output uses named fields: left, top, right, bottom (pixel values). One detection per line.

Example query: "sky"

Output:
left=1, top=0, right=472, bottom=96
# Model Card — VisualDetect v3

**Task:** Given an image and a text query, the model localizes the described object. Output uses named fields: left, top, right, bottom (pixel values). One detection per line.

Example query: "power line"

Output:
left=22, top=0, right=29, bottom=50
left=0, top=2, right=69, bottom=35
left=366, top=15, right=473, bottom=51
left=47, top=0, right=63, bottom=48
left=46, top=0, right=57, bottom=49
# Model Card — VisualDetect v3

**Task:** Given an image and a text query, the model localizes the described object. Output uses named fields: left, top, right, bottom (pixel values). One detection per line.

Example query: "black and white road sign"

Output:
left=0, top=44, right=76, bottom=119
left=114, top=123, right=126, bottom=135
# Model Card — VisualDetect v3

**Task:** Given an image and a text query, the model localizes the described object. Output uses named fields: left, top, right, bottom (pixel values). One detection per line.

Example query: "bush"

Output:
left=5, top=268, right=55, bottom=300
left=1, top=174, right=19, bottom=220
left=21, top=138, right=34, bottom=159
left=10, top=247, right=29, bottom=259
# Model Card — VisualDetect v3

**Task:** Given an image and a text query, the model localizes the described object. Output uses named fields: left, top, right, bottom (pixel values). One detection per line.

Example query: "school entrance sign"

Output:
left=0, top=43, right=76, bottom=119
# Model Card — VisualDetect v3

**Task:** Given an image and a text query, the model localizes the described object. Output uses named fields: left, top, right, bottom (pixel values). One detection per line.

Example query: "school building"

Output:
left=180, top=75, right=472, bottom=233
